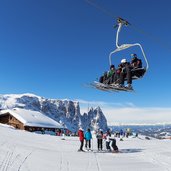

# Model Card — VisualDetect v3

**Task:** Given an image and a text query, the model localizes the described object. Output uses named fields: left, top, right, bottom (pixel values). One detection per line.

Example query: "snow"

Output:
left=0, top=108, right=63, bottom=128
left=0, top=124, right=171, bottom=171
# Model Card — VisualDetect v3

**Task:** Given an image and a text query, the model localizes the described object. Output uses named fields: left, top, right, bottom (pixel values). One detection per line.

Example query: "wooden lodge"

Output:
left=0, top=108, right=63, bottom=132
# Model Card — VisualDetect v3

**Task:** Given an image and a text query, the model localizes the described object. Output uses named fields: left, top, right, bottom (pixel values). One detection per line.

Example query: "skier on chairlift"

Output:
left=99, top=64, right=116, bottom=84
left=131, top=54, right=142, bottom=68
left=99, top=71, right=108, bottom=84
left=107, top=64, right=116, bottom=84
left=131, top=54, right=145, bottom=78
left=117, top=58, right=133, bottom=89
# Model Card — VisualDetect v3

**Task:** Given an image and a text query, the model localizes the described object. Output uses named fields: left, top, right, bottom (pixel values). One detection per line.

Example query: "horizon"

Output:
left=1, top=92, right=171, bottom=126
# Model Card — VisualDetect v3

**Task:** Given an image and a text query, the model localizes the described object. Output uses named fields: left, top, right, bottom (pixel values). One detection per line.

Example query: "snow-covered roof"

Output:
left=0, top=108, right=63, bottom=128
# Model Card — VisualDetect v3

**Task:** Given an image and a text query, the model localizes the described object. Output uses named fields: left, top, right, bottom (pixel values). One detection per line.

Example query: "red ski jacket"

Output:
left=78, top=130, right=84, bottom=141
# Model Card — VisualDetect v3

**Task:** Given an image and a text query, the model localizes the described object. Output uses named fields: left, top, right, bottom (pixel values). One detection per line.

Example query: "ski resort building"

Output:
left=0, top=108, right=63, bottom=132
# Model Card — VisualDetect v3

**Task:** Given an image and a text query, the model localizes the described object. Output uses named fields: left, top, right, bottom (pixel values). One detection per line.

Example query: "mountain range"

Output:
left=0, top=93, right=108, bottom=132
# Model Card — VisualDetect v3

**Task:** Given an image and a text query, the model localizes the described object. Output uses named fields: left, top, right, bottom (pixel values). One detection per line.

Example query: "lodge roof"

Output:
left=0, top=108, right=63, bottom=128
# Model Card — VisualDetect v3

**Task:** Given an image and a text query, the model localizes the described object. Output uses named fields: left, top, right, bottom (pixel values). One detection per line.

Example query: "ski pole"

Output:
left=92, top=138, right=93, bottom=151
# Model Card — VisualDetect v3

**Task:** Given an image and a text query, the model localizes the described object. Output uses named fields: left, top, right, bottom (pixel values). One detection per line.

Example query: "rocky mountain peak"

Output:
left=0, top=93, right=108, bottom=132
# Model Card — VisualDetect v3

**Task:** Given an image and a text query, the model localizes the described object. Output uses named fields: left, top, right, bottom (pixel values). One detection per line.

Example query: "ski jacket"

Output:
left=107, top=69, right=115, bottom=78
left=131, top=58, right=142, bottom=68
left=78, top=130, right=84, bottom=141
left=96, top=132, right=103, bottom=139
left=105, top=131, right=111, bottom=142
left=117, top=62, right=131, bottom=74
left=105, top=134, right=111, bottom=142
left=84, top=131, right=92, bottom=140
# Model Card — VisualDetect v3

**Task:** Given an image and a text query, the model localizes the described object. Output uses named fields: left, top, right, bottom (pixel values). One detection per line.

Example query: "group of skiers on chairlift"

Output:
left=78, top=127, right=118, bottom=153
left=99, top=53, right=145, bottom=90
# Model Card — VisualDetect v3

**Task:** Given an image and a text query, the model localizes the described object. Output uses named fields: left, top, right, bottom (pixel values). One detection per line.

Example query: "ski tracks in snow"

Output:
left=138, top=149, right=171, bottom=171
left=147, top=153, right=171, bottom=171
left=0, top=143, right=16, bottom=171
left=0, top=141, right=35, bottom=171
left=85, top=150, right=103, bottom=171
left=17, top=150, right=34, bottom=171
left=85, top=153, right=92, bottom=171
left=93, top=153, right=101, bottom=171
left=58, top=152, right=70, bottom=171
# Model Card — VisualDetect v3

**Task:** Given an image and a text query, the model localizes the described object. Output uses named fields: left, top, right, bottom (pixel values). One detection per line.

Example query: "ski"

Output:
left=109, top=84, right=134, bottom=92
left=89, top=81, right=134, bottom=92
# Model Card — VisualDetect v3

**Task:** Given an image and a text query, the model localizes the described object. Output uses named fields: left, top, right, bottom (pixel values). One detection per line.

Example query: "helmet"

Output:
left=121, top=59, right=127, bottom=63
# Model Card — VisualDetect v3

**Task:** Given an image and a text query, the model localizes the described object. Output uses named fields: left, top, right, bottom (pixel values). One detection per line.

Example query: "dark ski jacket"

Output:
left=131, top=58, right=142, bottom=68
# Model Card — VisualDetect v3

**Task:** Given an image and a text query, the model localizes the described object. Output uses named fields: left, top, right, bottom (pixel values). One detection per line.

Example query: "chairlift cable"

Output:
left=84, top=0, right=171, bottom=53
left=131, top=25, right=171, bottom=53
left=84, top=0, right=117, bottom=19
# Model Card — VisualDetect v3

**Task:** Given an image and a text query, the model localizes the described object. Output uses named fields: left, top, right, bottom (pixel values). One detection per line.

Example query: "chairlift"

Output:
left=109, top=17, right=149, bottom=80
left=90, top=18, right=149, bottom=92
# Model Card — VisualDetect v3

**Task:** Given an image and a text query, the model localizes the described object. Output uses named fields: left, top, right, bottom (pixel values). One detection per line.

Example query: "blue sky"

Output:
left=0, top=0, right=171, bottom=124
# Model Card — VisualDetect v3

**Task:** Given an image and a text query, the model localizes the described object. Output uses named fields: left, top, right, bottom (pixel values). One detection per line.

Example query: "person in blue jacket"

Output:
left=84, top=128, right=92, bottom=150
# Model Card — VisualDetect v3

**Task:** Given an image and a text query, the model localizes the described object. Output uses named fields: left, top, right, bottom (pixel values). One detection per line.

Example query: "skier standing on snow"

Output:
left=78, top=128, right=84, bottom=152
left=105, top=129, right=111, bottom=151
left=104, top=129, right=119, bottom=153
left=96, top=129, right=103, bottom=151
left=109, top=136, right=119, bottom=153
left=84, top=128, right=92, bottom=151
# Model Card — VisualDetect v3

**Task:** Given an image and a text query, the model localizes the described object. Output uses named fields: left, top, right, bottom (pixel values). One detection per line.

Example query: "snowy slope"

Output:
left=0, top=93, right=108, bottom=132
left=0, top=124, right=171, bottom=171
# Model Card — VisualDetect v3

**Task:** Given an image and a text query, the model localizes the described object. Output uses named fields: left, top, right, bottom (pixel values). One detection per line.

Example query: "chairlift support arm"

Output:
left=109, top=19, right=149, bottom=71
